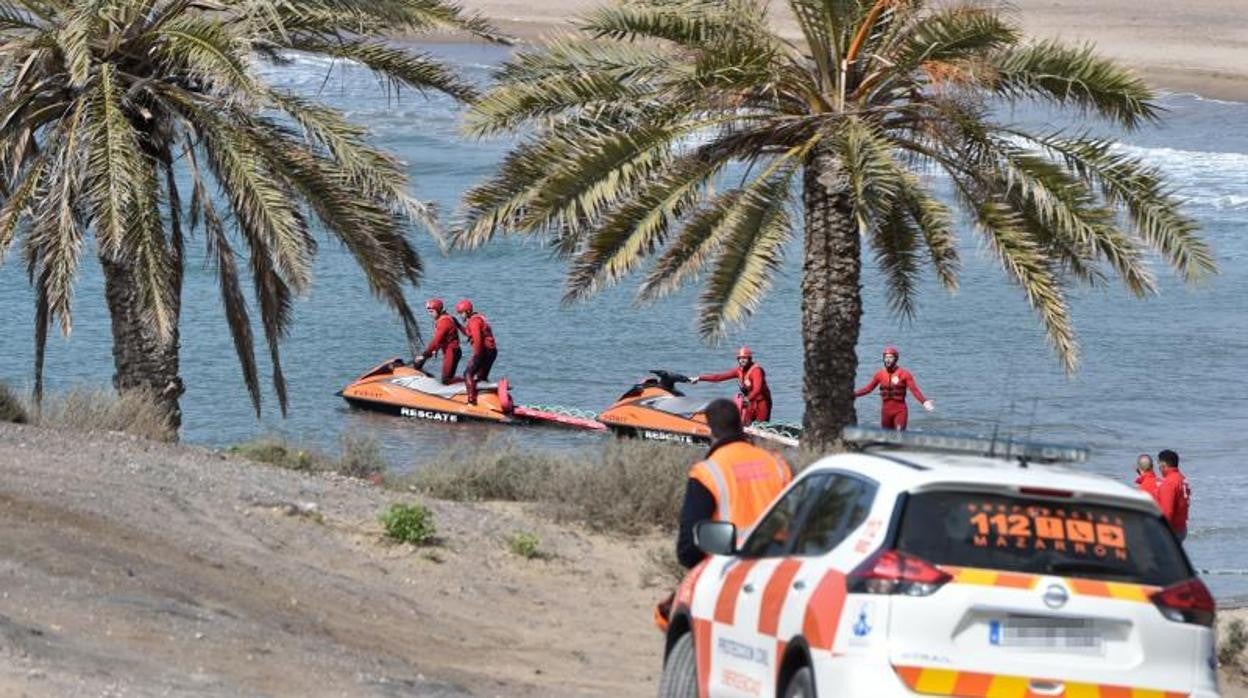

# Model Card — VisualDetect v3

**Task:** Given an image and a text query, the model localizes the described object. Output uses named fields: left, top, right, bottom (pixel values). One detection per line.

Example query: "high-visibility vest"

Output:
left=688, top=441, right=792, bottom=531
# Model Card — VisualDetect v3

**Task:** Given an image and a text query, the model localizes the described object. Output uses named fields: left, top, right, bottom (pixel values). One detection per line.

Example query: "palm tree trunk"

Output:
left=101, top=255, right=184, bottom=434
left=800, top=145, right=862, bottom=449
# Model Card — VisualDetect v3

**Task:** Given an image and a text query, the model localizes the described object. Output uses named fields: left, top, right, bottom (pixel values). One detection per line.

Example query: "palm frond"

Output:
left=698, top=164, right=798, bottom=341
left=564, top=154, right=725, bottom=302
left=84, top=64, right=142, bottom=256
left=285, top=37, right=478, bottom=102
left=990, top=40, right=1159, bottom=130
left=1019, top=131, right=1215, bottom=283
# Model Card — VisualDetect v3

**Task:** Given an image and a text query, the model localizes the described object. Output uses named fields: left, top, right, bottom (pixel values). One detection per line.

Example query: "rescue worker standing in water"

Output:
left=456, top=299, right=497, bottom=405
left=413, top=298, right=461, bottom=384
left=854, top=345, right=934, bottom=430
left=690, top=346, right=772, bottom=425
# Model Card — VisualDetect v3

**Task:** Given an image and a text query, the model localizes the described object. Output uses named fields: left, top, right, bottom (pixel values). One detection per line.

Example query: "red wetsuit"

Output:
left=461, top=313, right=498, bottom=403
left=421, top=313, right=461, bottom=384
left=698, top=363, right=771, bottom=425
left=855, top=367, right=927, bottom=430
left=1135, top=471, right=1162, bottom=508
left=1157, top=469, right=1191, bottom=539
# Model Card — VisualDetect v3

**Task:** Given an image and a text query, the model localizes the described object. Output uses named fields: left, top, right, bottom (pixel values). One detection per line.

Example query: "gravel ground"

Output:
left=1, top=421, right=1244, bottom=697
left=0, top=423, right=666, bottom=697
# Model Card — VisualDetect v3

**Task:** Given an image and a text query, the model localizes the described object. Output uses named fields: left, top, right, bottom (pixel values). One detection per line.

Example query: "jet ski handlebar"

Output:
left=649, top=370, right=691, bottom=391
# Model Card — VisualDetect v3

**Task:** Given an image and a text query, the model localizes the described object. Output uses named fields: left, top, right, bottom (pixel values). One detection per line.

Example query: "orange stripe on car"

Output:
left=941, top=567, right=1155, bottom=601
left=758, top=558, right=803, bottom=636
left=801, top=569, right=847, bottom=650
left=892, top=665, right=1187, bottom=697
left=714, top=559, right=757, bottom=625
left=694, top=618, right=712, bottom=698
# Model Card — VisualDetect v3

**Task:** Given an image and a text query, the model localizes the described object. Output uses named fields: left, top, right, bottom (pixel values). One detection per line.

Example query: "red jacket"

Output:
left=699, top=363, right=771, bottom=407
left=422, top=314, right=460, bottom=358
left=462, top=313, right=497, bottom=357
left=855, top=367, right=927, bottom=404
left=1156, top=469, right=1190, bottom=536
left=1135, top=471, right=1161, bottom=507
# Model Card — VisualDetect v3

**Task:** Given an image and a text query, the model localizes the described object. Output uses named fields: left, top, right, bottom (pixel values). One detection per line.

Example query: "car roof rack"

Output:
left=841, top=426, right=1089, bottom=465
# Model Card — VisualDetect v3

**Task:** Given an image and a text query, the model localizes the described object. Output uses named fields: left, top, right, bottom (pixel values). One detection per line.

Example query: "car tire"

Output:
left=657, top=633, right=697, bottom=698
left=783, top=666, right=816, bottom=698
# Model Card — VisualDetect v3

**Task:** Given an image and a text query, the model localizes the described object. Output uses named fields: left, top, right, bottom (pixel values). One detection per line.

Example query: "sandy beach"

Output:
left=453, top=0, right=1248, bottom=102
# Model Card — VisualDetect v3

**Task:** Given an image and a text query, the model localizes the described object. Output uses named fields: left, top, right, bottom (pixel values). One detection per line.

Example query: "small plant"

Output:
left=229, top=438, right=323, bottom=471
left=1220, top=619, right=1247, bottom=670
left=507, top=531, right=544, bottom=559
left=380, top=503, right=437, bottom=546
left=0, top=382, right=29, bottom=424
left=338, top=433, right=388, bottom=479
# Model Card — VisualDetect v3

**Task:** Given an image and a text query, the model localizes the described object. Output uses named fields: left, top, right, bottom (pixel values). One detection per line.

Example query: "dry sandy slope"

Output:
left=1, top=422, right=1245, bottom=696
left=453, top=0, right=1248, bottom=101
left=0, top=423, right=666, bottom=697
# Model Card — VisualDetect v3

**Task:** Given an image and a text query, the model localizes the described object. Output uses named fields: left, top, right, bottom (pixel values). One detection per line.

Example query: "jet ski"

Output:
left=597, top=370, right=802, bottom=447
left=338, top=357, right=606, bottom=431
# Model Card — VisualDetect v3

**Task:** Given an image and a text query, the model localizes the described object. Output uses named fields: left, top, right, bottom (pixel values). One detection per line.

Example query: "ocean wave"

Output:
left=1159, top=91, right=1248, bottom=107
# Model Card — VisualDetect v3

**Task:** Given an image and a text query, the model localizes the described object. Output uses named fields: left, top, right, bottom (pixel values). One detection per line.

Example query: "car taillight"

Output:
left=848, top=550, right=952, bottom=596
left=1150, top=578, right=1216, bottom=626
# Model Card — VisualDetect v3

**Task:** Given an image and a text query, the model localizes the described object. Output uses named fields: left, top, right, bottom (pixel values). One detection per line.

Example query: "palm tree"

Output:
left=455, top=0, right=1215, bottom=448
left=0, top=0, right=499, bottom=430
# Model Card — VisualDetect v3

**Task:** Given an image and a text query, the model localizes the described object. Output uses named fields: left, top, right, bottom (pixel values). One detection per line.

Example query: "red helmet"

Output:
left=425, top=298, right=444, bottom=312
left=455, top=299, right=474, bottom=314
left=883, top=345, right=899, bottom=358
left=736, top=345, right=753, bottom=360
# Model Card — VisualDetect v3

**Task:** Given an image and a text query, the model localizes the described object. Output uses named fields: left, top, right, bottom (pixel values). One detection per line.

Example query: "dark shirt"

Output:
left=675, top=435, right=748, bottom=569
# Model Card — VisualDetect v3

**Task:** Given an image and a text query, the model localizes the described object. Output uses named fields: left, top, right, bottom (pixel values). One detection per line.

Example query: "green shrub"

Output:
left=229, top=437, right=325, bottom=471
left=0, top=382, right=29, bottom=424
left=507, top=531, right=544, bottom=559
left=1221, top=619, right=1247, bottom=669
left=338, top=433, right=388, bottom=479
left=380, top=503, right=437, bottom=545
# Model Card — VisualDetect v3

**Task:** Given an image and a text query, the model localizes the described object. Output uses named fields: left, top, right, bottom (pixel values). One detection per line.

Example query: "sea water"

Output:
left=0, top=44, right=1244, bottom=599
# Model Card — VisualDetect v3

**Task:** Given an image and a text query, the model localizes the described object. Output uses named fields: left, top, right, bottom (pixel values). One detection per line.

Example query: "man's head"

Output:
left=1136, top=453, right=1154, bottom=473
left=1158, top=449, right=1180, bottom=472
left=883, top=345, right=899, bottom=369
left=705, top=398, right=744, bottom=442
left=425, top=298, right=444, bottom=317
left=736, top=346, right=753, bottom=368
left=455, top=299, right=474, bottom=318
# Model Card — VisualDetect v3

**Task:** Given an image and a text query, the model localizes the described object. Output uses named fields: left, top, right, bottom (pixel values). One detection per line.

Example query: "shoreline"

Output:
left=427, top=1, right=1248, bottom=103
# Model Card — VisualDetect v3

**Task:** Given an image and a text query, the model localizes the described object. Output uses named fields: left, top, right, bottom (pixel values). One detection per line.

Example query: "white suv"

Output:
left=657, top=429, right=1219, bottom=698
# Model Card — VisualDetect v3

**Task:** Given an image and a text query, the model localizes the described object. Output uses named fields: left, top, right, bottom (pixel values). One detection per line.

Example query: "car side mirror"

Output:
left=694, top=521, right=737, bottom=556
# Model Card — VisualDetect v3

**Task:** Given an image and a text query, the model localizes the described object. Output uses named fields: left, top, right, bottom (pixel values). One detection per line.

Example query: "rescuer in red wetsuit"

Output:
left=456, top=299, right=498, bottom=405
left=413, top=298, right=461, bottom=384
left=854, top=345, right=934, bottom=430
left=690, top=346, right=772, bottom=425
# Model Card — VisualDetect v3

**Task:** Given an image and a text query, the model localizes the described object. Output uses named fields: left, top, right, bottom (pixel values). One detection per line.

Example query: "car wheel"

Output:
left=657, top=633, right=697, bottom=698
left=783, top=666, right=816, bottom=698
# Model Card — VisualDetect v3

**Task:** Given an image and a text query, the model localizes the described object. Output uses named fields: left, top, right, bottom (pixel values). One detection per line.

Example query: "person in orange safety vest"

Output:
left=675, top=399, right=792, bottom=569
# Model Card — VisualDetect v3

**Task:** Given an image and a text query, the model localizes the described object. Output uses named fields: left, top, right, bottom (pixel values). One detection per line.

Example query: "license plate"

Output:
left=988, top=617, right=1103, bottom=653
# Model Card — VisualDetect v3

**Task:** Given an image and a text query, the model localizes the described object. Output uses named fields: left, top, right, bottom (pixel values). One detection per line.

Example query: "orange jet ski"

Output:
left=339, top=357, right=514, bottom=424
left=339, top=357, right=606, bottom=431
left=597, top=370, right=802, bottom=447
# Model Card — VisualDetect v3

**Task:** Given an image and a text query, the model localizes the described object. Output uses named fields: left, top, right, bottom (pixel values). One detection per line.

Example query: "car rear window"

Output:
left=895, top=491, right=1192, bottom=587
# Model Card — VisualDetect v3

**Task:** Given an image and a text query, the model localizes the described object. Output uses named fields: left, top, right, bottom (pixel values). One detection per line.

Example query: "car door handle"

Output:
left=742, top=583, right=756, bottom=594
left=792, top=580, right=806, bottom=591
